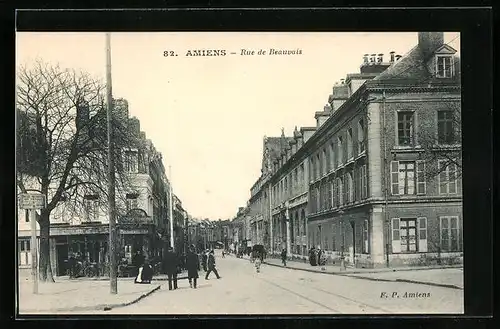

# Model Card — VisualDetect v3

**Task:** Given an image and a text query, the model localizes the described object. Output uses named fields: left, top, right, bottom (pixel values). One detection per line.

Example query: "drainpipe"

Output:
left=382, top=89, right=390, bottom=268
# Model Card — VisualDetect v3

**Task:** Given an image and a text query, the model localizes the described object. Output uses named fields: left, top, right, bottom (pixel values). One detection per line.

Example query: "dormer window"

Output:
left=436, top=55, right=454, bottom=78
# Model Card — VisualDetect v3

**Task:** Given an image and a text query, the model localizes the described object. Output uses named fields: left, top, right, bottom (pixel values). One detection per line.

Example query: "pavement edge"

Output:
left=263, top=261, right=463, bottom=290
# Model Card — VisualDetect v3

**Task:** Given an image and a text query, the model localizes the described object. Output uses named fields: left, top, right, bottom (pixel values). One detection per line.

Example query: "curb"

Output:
left=263, top=261, right=463, bottom=290
left=103, top=285, right=161, bottom=311
left=20, top=284, right=162, bottom=314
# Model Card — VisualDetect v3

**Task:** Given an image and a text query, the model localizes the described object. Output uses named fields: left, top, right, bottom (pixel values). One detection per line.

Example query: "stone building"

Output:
left=17, top=98, right=185, bottom=275
left=244, top=32, right=462, bottom=268
left=306, top=32, right=462, bottom=268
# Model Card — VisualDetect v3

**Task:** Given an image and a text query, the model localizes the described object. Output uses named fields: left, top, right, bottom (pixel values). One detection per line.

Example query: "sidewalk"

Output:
left=262, top=257, right=463, bottom=290
left=18, top=277, right=162, bottom=314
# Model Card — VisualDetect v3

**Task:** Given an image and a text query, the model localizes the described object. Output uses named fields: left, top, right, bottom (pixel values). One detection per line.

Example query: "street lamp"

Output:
left=350, top=219, right=356, bottom=268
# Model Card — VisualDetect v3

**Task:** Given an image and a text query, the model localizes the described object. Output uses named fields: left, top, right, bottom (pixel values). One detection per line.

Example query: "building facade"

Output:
left=17, top=99, right=187, bottom=275
left=244, top=32, right=462, bottom=268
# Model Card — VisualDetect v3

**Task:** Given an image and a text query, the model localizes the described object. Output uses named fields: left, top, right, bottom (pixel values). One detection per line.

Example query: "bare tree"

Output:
left=417, top=99, right=462, bottom=181
left=16, top=60, right=136, bottom=282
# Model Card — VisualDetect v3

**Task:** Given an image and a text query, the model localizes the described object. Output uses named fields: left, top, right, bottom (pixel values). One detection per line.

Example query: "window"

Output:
left=330, top=143, right=335, bottom=169
left=126, top=193, right=139, bottom=212
left=397, top=111, right=415, bottom=146
left=300, top=163, right=305, bottom=187
left=362, top=220, right=369, bottom=253
left=440, top=216, right=460, bottom=251
left=391, top=161, right=426, bottom=195
left=347, top=128, right=353, bottom=160
left=336, top=177, right=343, bottom=206
left=358, top=119, right=365, bottom=153
left=438, top=110, right=456, bottom=144
left=316, top=154, right=321, bottom=178
left=20, top=240, right=31, bottom=252
left=323, top=149, right=328, bottom=174
left=25, top=209, right=29, bottom=222
left=310, top=158, right=315, bottom=182
left=346, top=172, right=354, bottom=203
left=294, top=167, right=298, bottom=192
left=123, top=150, right=138, bottom=173
left=436, top=55, right=453, bottom=78
left=439, top=161, right=457, bottom=194
left=328, top=180, right=334, bottom=209
left=84, top=195, right=99, bottom=221
left=360, top=165, right=368, bottom=199
left=337, top=136, right=344, bottom=166
left=316, top=186, right=320, bottom=212
left=399, top=218, right=417, bottom=252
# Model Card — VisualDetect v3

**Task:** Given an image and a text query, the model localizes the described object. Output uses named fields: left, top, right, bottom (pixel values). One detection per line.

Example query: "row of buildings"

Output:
left=17, top=99, right=190, bottom=276
left=186, top=218, right=232, bottom=252
left=234, top=32, right=463, bottom=268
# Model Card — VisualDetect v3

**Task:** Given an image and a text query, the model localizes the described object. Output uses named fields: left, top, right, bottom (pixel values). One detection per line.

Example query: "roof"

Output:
left=374, top=43, right=459, bottom=82
left=265, top=136, right=293, bottom=164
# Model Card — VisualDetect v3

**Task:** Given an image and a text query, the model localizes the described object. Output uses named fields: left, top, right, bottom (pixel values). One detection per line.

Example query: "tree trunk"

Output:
left=38, top=211, right=55, bottom=283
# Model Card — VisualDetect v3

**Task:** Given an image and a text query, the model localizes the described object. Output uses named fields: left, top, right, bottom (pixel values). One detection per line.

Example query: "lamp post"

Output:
left=350, top=219, right=356, bottom=268
left=105, top=32, right=118, bottom=294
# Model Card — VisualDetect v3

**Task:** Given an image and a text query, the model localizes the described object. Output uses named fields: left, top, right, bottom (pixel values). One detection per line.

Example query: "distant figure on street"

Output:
left=186, top=245, right=200, bottom=288
left=164, top=247, right=179, bottom=290
left=67, top=253, right=77, bottom=278
left=201, top=250, right=208, bottom=272
left=205, top=250, right=221, bottom=280
left=134, top=258, right=153, bottom=284
left=309, top=247, right=317, bottom=266
left=222, top=250, right=226, bottom=258
left=281, top=248, right=287, bottom=267
left=255, top=251, right=262, bottom=273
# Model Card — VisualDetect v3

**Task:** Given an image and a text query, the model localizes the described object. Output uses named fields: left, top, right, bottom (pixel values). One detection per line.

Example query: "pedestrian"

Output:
left=280, top=248, right=287, bottom=267
left=186, top=245, right=200, bottom=288
left=134, top=258, right=153, bottom=284
left=164, top=247, right=179, bottom=290
left=222, top=250, right=225, bottom=258
left=201, top=250, right=208, bottom=272
left=205, top=250, right=221, bottom=280
left=309, top=247, right=317, bottom=266
left=132, top=250, right=145, bottom=276
left=67, top=253, right=76, bottom=279
left=255, top=251, right=262, bottom=273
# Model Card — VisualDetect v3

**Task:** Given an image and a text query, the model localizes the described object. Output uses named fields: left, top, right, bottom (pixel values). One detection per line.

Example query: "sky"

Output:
left=16, top=32, right=460, bottom=220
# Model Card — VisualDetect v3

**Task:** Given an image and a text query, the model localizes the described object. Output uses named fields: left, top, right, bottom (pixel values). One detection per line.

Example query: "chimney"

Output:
left=362, top=54, right=369, bottom=64
left=377, top=53, right=384, bottom=63
left=418, top=32, right=444, bottom=57
left=370, top=54, right=376, bottom=63
left=340, top=78, right=345, bottom=84
left=395, top=54, right=402, bottom=61
left=390, top=51, right=395, bottom=62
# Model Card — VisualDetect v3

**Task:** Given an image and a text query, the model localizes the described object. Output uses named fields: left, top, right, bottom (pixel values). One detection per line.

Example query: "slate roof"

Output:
left=374, top=44, right=460, bottom=83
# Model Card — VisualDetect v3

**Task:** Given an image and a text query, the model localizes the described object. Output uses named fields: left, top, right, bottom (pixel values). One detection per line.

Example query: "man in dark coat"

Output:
left=164, top=247, right=179, bottom=290
left=186, top=246, right=200, bottom=288
left=281, top=248, right=287, bottom=267
left=205, top=250, right=221, bottom=280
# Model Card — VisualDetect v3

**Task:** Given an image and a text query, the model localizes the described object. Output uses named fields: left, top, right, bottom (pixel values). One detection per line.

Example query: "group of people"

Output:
left=133, top=246, right=222, bottom=289
left=66, top=252, right=86, bottom=278
left=308, top=247, right=327, bottom=267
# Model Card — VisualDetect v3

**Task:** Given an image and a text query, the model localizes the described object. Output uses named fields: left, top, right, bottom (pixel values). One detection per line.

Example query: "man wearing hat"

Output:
left=205, top=250, right=221, bottom=280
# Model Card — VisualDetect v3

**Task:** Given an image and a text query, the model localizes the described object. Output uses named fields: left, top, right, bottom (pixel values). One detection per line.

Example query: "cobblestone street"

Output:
left=67, top=252, right=463, bottom=315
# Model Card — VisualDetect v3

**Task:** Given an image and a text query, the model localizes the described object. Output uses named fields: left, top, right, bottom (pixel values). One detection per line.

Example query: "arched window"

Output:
left=348, top=172, right=354, bottom=203
left=338, top=136, right=344, bottom=166
left=347, top=128, right=353, bottom=160
left=337, top=177, right=343, bottom=206
left=358, top=119, right=365, bottom=153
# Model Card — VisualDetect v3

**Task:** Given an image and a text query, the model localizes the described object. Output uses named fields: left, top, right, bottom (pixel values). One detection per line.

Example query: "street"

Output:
left=77, top=251, right=463, bottom=315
